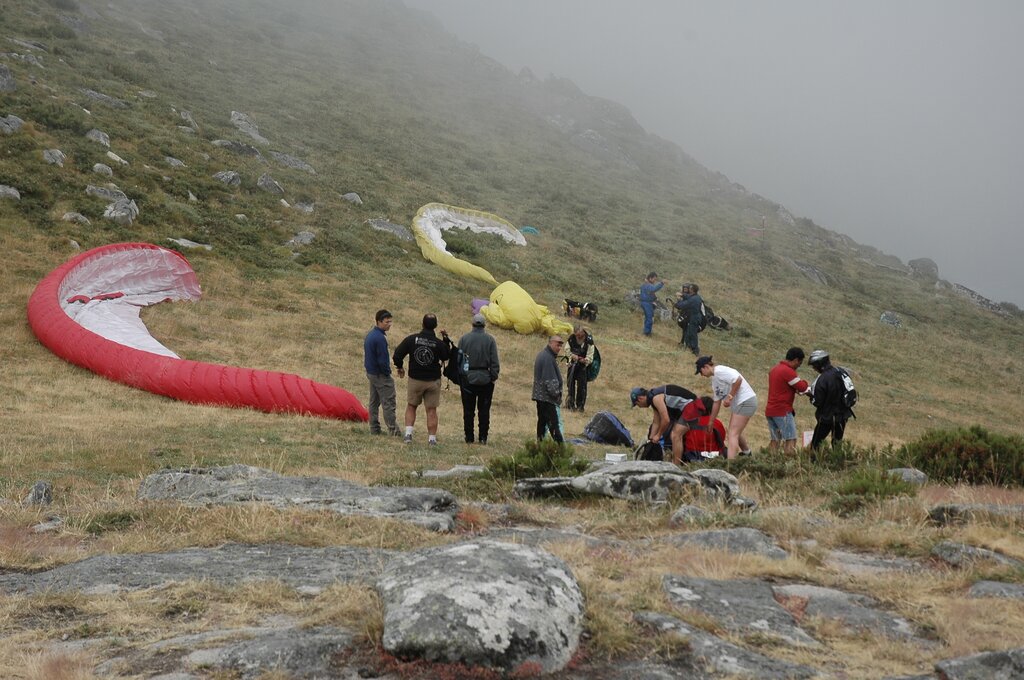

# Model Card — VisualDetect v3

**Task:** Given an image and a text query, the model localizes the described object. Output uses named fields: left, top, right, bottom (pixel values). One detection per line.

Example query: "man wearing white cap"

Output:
left=457, top=314, right=501, bottom=444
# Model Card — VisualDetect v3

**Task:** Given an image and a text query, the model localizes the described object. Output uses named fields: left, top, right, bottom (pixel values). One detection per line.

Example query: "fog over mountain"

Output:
left=406, top=0, right=1024, bottom=306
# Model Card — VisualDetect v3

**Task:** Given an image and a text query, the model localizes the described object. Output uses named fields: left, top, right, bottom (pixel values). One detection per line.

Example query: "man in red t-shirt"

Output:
left=765, top=347, right=810, bottom=453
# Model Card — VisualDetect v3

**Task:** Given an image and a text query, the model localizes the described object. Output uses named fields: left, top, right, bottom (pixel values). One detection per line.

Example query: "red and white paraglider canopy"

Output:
left=27, top=242, right=367, bottom=421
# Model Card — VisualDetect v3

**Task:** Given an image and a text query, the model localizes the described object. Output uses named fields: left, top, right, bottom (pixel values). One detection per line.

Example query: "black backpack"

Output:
left=442, top=339, right=469, bottom=385
left=634, top=441, right=664, bottom=462
left=582, top=411, right=633, bottom=447
left=838, top=367, right=858, bottom=410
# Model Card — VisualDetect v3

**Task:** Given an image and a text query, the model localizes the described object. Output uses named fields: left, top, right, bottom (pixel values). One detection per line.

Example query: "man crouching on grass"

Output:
left=631, top=384, right=706, bottom=465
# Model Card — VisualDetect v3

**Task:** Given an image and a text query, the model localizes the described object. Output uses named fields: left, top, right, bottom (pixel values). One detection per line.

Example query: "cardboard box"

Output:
left=604, top=452, right=627, bottom=462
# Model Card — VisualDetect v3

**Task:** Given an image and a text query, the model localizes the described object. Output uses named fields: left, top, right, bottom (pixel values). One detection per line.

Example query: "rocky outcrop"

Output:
left=930, top=540, right=1024, bottom=569
left=86, top=184, right=128, bottom=202
left=231, top=110, right=268, bottom=144
left=62, top=212, right=91, bottom=225
left=934, top=647, right=1024, bottom=679
left=287, top=230, right=315, bottom=246
left=213, top=139, right=264, bottom=159
left=788, top=259, right=830, bottom=286
left=967, top=580, right=1024, bottom=600
left=80, top=88, right=127, bottom=108
left=880, top=311, right=902, bottom=328
left=0, top=543, right=392, bottom=595
left=85, top=128, right=110, bottom=147
left=164, top=156, right=185, bottom=168
left=368, top=218, right=413, bottom=241
left=92, top=163, right=113, bottom=176
left=106, top=150, right=128, bottom=165
left=0, top=185, right=21, bottom=200
left=269, top=150, right=315, bottom=174
left=137, top=465, right=458, bottom=531
left=908, top=257, right=939, bottom=281
left=888, top=467, right=927, bottom=485
left=167, top=237, right=212, bottom=250
left=0, top=114, right=24, bottom=134
left=257, top=172, right=284, bottom=194
left=23, top=480, right=53, bottom=506
left=515, top=461, right=742, bottom=504
left=103, top=198, right=139, bottom=225
left=42, top=149, right=65, bottom=166
left=667, top=527, right=788, bottom=560
left=0, top=64, right=15, bottom=92
left=376, top=540, right=584, bottom=674
left=342, top=192, right=363, bottom=205
left=213, top=170, right=241, bottom=186
left=927, top=503, right=1024, bottom=525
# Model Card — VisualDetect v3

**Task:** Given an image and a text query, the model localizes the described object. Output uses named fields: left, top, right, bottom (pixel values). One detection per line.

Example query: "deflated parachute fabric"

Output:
left=27, top=243, right=368, bottom=421
left=481, top=281, right=573, bottom=336
left=411, top=203, right=526, bottom=284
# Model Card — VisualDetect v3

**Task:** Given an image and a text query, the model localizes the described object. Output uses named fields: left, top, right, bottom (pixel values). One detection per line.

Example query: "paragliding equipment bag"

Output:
left=582, top=411, right=633, bottom=447
left=634, top=441, right=664, bottom=462
left=563, top=298, right=598, bottom=322
left=676, top=301, right=730, bottom=332
left=586, top=345, right=601, bottom=381
left=838, top=367, right=858, bottom=411
left=442, top=339, right=469, bottom=386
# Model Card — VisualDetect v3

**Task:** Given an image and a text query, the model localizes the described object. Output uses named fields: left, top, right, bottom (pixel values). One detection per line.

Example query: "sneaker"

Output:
left=739, top=450, right=752, bottom=457
left=428, top=439, right=438, bottom=446
left=403, top=434, right=413, bottom=445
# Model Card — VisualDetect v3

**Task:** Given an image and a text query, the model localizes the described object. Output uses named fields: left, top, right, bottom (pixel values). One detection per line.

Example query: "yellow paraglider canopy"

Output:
left=482, top=281, right=573, bottom=336
left=411, top=203, right=526, bottom=285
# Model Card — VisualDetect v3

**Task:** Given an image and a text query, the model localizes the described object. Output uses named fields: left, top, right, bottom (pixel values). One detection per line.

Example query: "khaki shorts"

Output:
left=407, top=378, right=441, bottom=409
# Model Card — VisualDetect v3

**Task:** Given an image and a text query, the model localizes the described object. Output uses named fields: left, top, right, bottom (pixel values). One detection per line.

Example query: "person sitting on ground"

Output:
left=683, top=396, right=727, bottom=462
left=674, top=283, right=704, bottom=356
left=630, top=384, right=705, bottom=465
left=766, top=347, right=810, bottom=454
left=564, top=323, right=594, bottom=412
left=696, top=355, right=757, bottom=459
left=392, top=313, right=449, bottom=446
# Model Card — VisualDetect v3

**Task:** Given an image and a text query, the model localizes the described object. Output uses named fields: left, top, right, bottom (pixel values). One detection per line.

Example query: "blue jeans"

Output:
left=641, top=301, right=655, bottom=335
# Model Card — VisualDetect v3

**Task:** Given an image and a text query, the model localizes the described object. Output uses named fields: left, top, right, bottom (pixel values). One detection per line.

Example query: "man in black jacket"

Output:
left=808, top=349, right=854, bottom=449
left=564, top=324, right=594, bottom=412
left=674, top=283, right=704, bottom=356
left=393, top=313, right=449, bottom=445
left=457, top=314, right=500, bottom=445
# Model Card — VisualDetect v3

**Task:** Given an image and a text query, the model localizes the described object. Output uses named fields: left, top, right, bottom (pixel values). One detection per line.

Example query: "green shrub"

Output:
left=898, top=425, right=1024, bottom=486
left=487, top=439, right=588, bottom=480
left=827, top=468, right=917, bottom=516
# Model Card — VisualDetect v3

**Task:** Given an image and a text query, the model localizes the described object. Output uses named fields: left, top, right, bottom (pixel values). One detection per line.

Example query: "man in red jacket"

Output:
left=765, top=347, right=810, bottom=454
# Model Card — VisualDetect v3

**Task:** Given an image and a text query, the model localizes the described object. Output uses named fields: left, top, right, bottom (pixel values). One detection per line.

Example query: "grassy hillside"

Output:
left=3, top=2, right=1024, bottom=676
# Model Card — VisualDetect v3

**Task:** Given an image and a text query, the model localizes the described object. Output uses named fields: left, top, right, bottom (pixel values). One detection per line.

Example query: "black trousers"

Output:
left=460, top=382, right=494, bottom=443
left=565, top=362, right=588, bottom=410
left=535, top=401, right=564, bottom=443
left=811, top=414, right=848, bottom=449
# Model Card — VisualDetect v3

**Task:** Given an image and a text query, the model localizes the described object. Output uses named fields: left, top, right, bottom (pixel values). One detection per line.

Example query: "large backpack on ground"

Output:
left=634, top=441, right=664, bottom=462
left=582, top=411, right=633, bottom=447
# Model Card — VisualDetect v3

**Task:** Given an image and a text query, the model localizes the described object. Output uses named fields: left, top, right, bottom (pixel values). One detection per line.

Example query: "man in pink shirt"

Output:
left=765, top=347, right=810, bottom=454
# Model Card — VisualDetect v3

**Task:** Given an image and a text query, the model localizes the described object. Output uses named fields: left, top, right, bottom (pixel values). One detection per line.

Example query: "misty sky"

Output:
left=406, top=0, right=1024, bottom=305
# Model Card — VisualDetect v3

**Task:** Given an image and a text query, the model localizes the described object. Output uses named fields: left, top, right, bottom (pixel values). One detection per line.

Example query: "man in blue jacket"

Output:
left=363, top=309, right=398, bottom=436
left=640, top=271, right=664, bottom=336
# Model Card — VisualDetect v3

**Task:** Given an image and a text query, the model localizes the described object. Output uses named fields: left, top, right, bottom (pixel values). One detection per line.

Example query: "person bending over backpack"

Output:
left=631, top=384, right=705, bottom=465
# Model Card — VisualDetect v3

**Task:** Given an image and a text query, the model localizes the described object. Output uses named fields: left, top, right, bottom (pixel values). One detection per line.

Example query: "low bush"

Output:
left=827, top=468, right=917, bottom=516
left=898, top=425, right=1024, bottom=486
left=487, top=438, right=588, bottom=480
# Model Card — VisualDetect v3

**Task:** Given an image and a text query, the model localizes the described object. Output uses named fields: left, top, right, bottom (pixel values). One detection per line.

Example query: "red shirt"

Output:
left=765, top=361, right=809, bottom=417
left=684, top=415, right=726, bottom=453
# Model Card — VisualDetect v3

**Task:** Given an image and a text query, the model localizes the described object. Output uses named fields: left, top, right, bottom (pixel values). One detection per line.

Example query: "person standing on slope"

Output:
left=765, top=347, right=810, bottom=454
left=363, top=309, right=399, bottom=436
left=696, top=355, right=757, bottom=459
left=457, top=313, right=500, bottom=445
left=564, top=323, right=595, bottom=412
left=532, top=334, right=565, bottom=443
left=674, top=283, right=704, bottom=356
left=808, top=349, right=854, bottom=449
left=639, top=271, right=664, bottom=336
left=392, top=313, right=449, bottom=446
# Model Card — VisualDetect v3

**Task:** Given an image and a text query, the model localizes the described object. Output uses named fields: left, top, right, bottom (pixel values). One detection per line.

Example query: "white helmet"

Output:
left=808, top=349, right=830, bottom=368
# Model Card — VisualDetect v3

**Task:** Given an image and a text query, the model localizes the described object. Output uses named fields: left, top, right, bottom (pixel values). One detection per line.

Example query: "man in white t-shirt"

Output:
left=696, top=355, right=757, bottom=459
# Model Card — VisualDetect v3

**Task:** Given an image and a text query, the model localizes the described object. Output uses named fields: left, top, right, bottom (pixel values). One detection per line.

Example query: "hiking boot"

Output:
left=403, top=434, right=413, bottom=445
left=478, top=439, right=487, bottom=445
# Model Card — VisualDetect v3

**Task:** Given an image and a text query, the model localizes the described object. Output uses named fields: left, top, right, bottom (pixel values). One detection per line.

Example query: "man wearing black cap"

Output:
left=457, top=314, right=500, bottom=444
left=630, top=384, right=704, bottom=465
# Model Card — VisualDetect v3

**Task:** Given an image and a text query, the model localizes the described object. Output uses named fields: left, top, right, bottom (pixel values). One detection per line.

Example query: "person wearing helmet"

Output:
left=807, top=349, right=853, bottom=449
left=695, top=356, right=757, bottom=458
left=631, top=384, right=705, bottom=465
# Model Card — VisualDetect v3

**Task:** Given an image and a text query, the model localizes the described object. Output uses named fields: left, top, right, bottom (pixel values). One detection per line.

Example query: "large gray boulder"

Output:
left=0, top=543, right=392, bottom=595
left=515, top=461, right=741, bottom=504
left=42, top=149, right=66, bottom=166
left=663, top=575, right=819, bottom=647
left=0, top=64, right=15, bottom=92
left=287, top=230, right=316, bottom=246
left=0, top=114, right=24, bottom=134
left=230, top=110, right=268, bottom=144
left=137, top=465, right=458, bottom=531
left=967, top=580, right=1024, bottom=600
left=103, top=198, right=139, bottom=225
left=376, top=539, right=584, bottom=674
left=92, top=163, right=113, bottom=177
left=181, top=626, right=351, bottom=679
left=0, top=185, right=22, bottom=200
